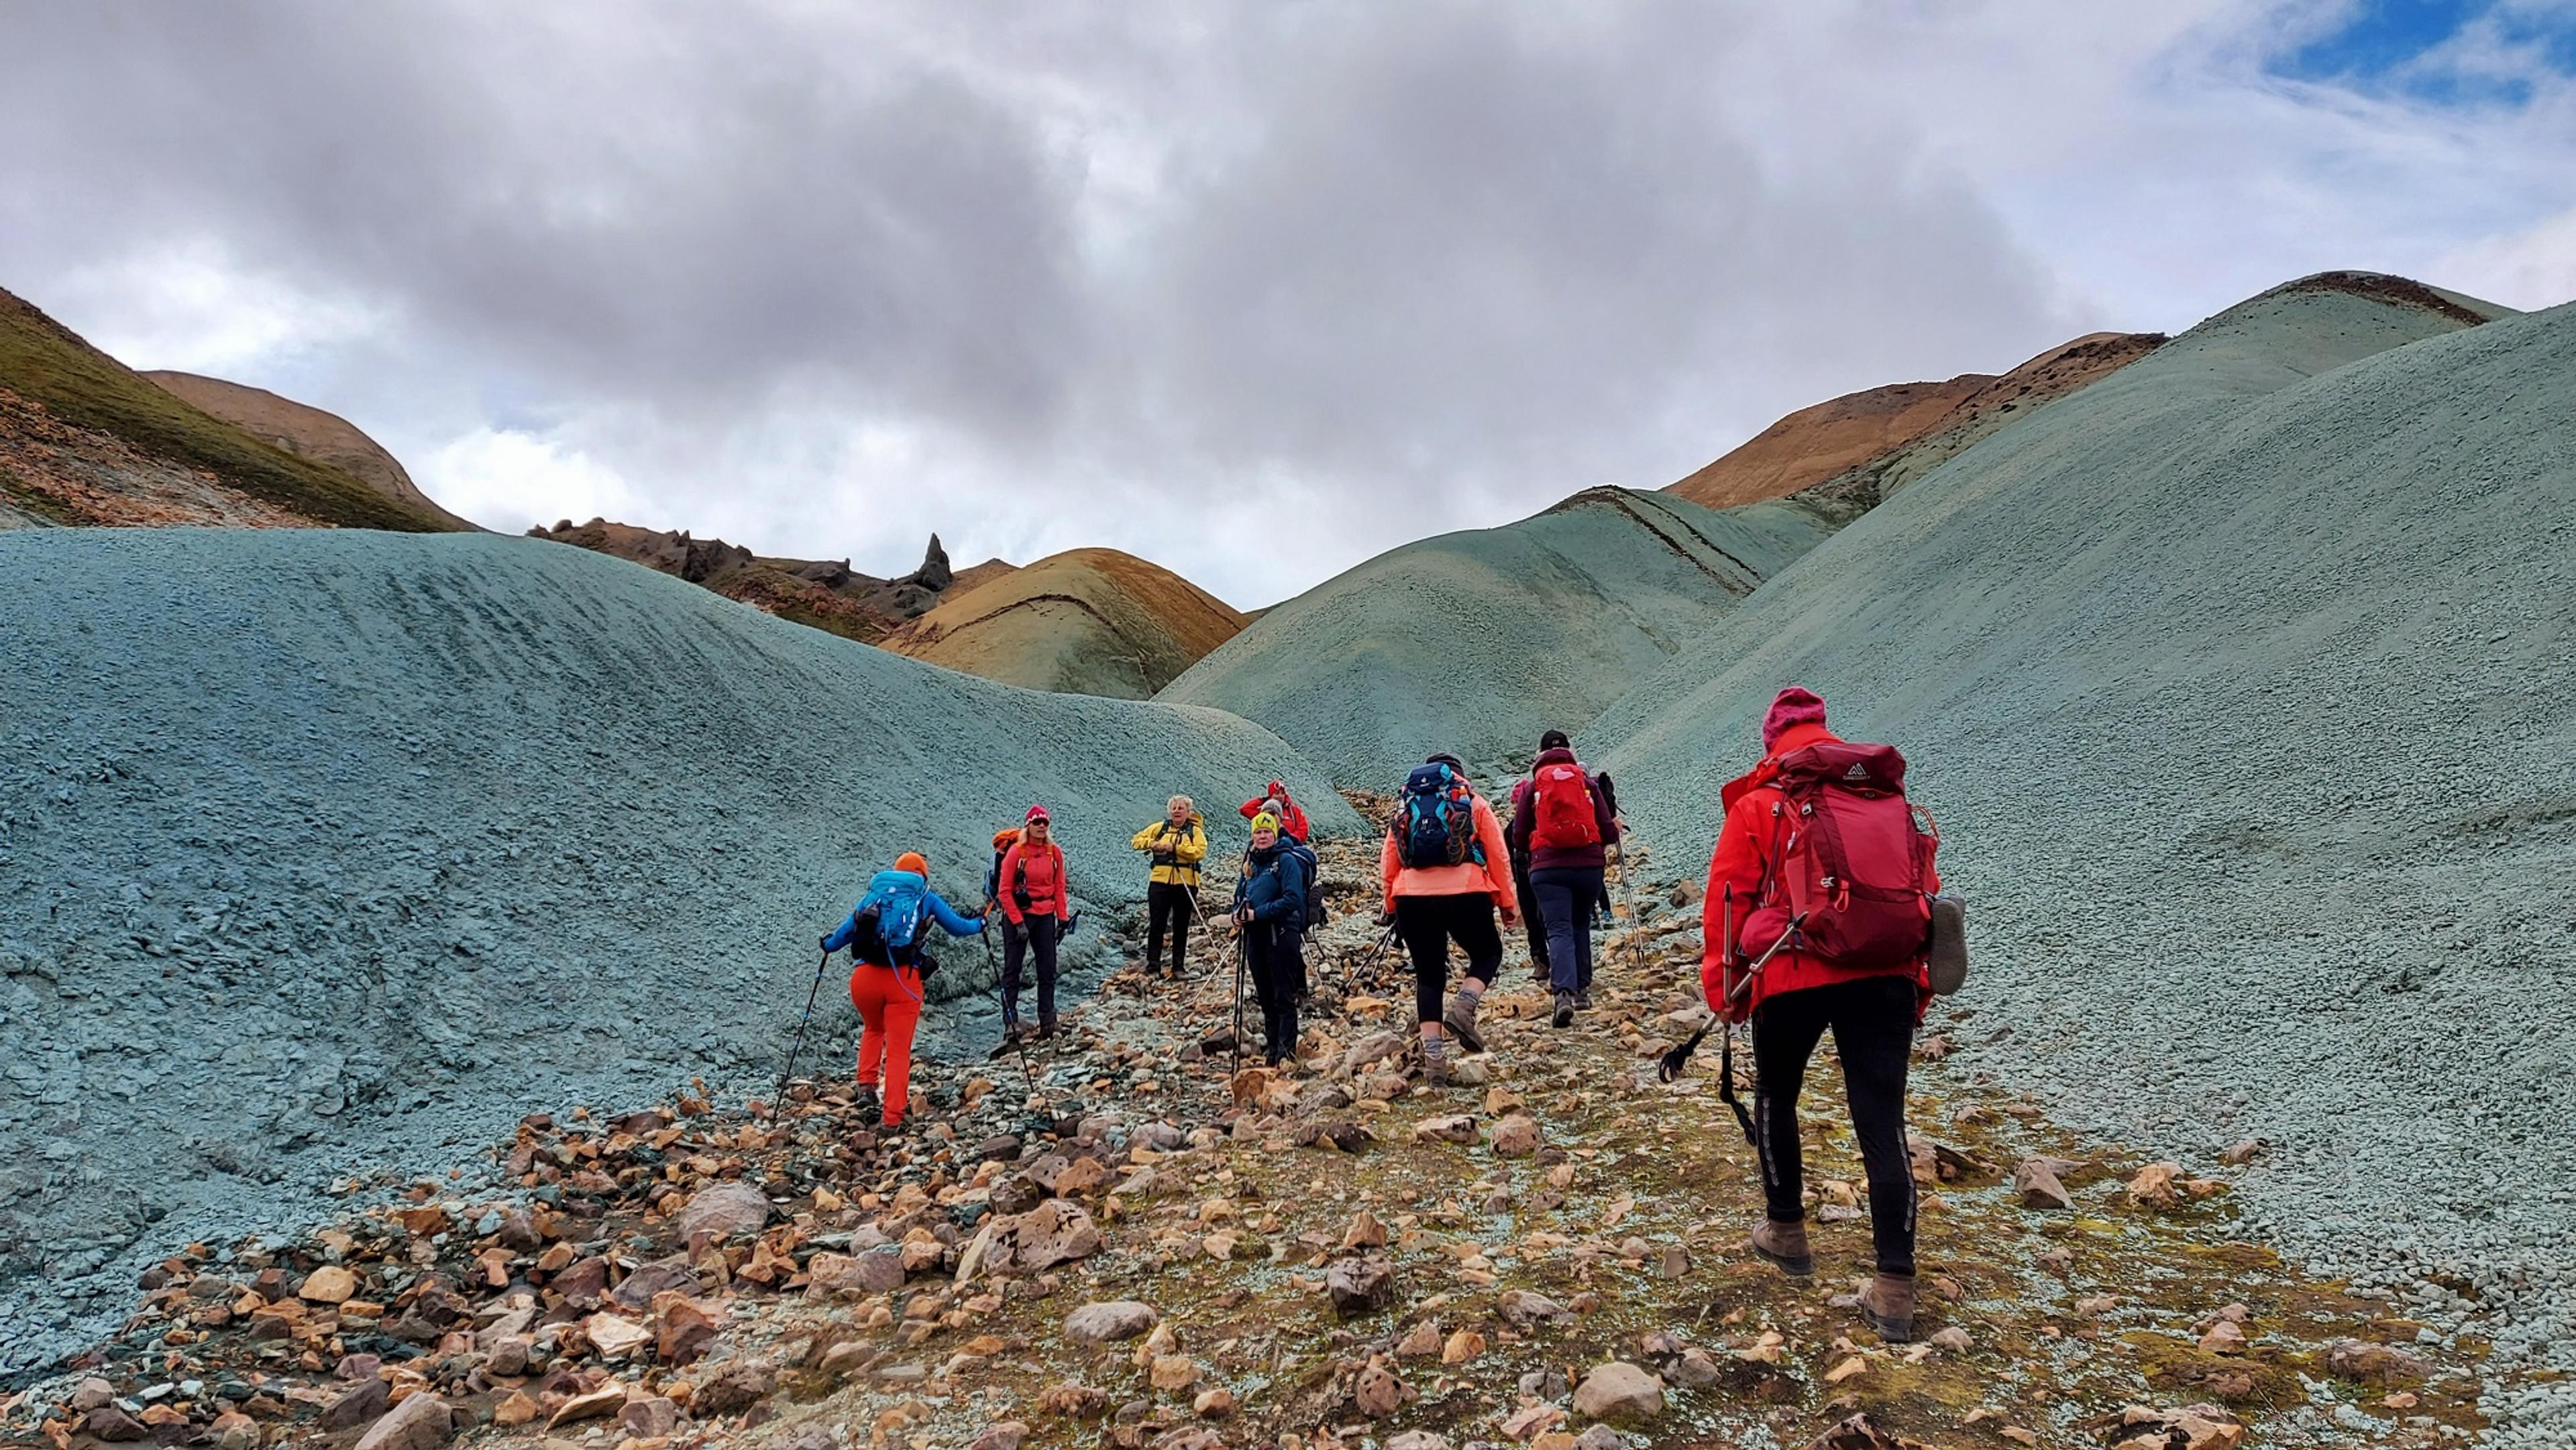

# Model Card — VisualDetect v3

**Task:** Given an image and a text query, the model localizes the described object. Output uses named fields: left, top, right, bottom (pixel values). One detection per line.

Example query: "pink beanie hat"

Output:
left=1762, top=686, right=1827, bottom=750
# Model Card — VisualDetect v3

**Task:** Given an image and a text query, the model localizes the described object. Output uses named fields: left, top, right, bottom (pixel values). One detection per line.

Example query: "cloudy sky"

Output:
left=4, top=1, right=2571, bottom=605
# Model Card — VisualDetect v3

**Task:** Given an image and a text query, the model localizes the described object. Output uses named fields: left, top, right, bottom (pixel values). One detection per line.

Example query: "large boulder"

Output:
left=1572, top=1361, right=1664, bottom=1423
left=673, top=1183, right=772, bottom=1241
left=989, top=1200, right=1104, bottom=1274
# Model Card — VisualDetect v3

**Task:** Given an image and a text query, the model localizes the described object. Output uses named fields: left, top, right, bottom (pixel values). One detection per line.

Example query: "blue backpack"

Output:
left=1397, top=763, right=1480, bottom=869
left=845, top=874, right=930, bottom=968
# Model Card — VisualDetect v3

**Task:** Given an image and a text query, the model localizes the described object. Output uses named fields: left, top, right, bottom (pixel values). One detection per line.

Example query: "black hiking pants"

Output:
left=1002, top=914, right=1061, bottom=1029
left=1396, top=893, right=1503, bottom=1027
left=1146, top=880, right=1196, bottom=974
left=1245, top=924, right=1304, bottom=1064
left=1752, top=974, right=1919, bottom=1276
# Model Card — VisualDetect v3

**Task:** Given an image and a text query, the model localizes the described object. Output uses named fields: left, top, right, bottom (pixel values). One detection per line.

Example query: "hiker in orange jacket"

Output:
left=1378, top=753, right=1517, bottom=1085
left=998, top=805, right=1073, bottom=1038
left=1238, top=781, right=1311, bottom=844
left=1699, top=686, right=1941, bottom=1343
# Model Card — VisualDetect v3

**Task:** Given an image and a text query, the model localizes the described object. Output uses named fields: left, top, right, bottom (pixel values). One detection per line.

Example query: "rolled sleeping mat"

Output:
left=1927, top=895, right=1969, bottom=996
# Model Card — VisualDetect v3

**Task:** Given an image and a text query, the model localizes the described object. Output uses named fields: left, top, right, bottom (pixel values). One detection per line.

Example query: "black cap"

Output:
left=1538, top=729, right=1570, bottom=752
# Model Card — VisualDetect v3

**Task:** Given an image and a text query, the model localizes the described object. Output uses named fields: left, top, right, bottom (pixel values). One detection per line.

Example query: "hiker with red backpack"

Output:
left=1507, top=728, right=1621, bottom=1027
left=1238, top=780, right=1311, bottom=844
left=820, top=851, right=986, bottom=1131
left=1378, top=753, right=1517, bottom=1085
left=1702, top=686, right=1943, bottom=1343
left=997, top=805, right=1074, bottom=1039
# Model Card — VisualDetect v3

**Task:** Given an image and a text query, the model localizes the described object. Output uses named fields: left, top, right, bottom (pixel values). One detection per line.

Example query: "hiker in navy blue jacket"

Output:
left=1232, top=812, right=1311, bottom=1068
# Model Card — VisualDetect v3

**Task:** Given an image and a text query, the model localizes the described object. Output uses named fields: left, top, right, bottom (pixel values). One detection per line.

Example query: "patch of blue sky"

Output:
left=2270, top=0, right=2576, bottom=106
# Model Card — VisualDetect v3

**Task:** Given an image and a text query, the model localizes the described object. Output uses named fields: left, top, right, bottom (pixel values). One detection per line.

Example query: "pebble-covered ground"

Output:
left=0, top=529, right=1354, bottom=1377
left=1597, top=280, right=2576, bottom=1442
left=0, top=838, right=2482, bottom=1450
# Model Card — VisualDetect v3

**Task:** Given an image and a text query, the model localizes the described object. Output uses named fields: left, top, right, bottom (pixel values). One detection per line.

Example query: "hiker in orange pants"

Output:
left=822, top=850, right=984, bottom=1131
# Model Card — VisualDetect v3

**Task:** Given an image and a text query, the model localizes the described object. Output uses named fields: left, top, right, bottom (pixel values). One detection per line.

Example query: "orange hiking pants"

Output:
left=848, top=962, right=924, bottom=1126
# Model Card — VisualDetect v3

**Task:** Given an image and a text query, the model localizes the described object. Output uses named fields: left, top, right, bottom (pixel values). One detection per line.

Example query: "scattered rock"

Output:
left=354, top=1393, right=454, bottom=1450
left=991, top=1173, right=1048, bottom=1216
left=1352, top=1359, right=1403, bottom=1416
left=2221, top=1139, right=2264, bottom=1164
left=1036, top=1382, right=1112, bottom=1419
left=620, top=1397, right=681, bottom=1439
left=1148, top=1355, right=1201, bottom=1391
left=1498, top=1289, right=1570, bottom=1331
left=546, top=1384, right=627, bottom=1430
left=1343, top=1031, right=1408, bottom=1076
left=1442, top=1328, right=1488, bottom=1364
left=1065, top=1300, right=1160, bottom=1344
left=80, top=1407, right=150, bottom=1443
left=1415, top=1113, right=1480, bottom=1144
left=1572, top=1361, right=1664, bottom=1423
left=1328, top=1256, right=1396, bottom=1317
left=2323, top=1337, right=2428, bottom=1387
left=2127, top=1163, right=2181, bottom=1207
left=2015, top=1158, right=2074, bottom=1211
left=319, top=1377, right=390, bottom=1431
left=1193, top=1387, right=1235, bottom=1418
left=969, top=1423, right=1030, bottom=1450
left=1572, top=1427, right=1630, bottom=1450
left=2197, top=1319, right=2248, bottom=1355
left=989, top=1199, right=1104, bottom=1273
left=1658, top=1243, right=1692, bottom=1279
left=1385, top=1433, right=1454, bottom=1450
left=1491, top=1113, right=1542, bottom=1156
left=2115, top=1403, right=2245, bottom=1450
left=298, top=1264, right=357, bottom=1304
left=1803, top=1413, right=1937, bottom=1449
left=1342, top=1209, right=1388, bottom=1249
left=1395, top=1319, right=1444, bottom=1358
left=586, top=1310, right=653, bottom=1359
left=1929, top=1326, right=1973, bottom=1353
left=674, top=1181, right=772, bottom=1241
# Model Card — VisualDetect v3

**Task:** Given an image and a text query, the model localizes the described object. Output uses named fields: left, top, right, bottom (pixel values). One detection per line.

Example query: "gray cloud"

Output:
left=3, top=3, right=2563, bottom=602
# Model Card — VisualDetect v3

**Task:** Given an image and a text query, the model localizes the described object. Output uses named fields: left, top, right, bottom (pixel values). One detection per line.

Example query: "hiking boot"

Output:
left=1442, top=992, right=1485, bottom=1054
left=1039, top=1011, right=1059, bottom=1039
left=1552, top=991, right=1575, bottom=1029
left=1421, top=1048, right=1449, bottom=1087
left=1863, top=1272, right=1917, bottom=1342
left=1748, top=1218, right=1814, bottom=1278
left=852, top=1085, right=881, bottom=1121
left=1575, top=987, right=1592, bottom=1009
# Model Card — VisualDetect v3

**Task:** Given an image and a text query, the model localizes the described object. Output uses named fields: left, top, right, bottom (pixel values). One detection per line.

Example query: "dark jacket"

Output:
left=1507, top=747, right=1621, bottom=873
left=1234, top=839, right=1310, bottom=938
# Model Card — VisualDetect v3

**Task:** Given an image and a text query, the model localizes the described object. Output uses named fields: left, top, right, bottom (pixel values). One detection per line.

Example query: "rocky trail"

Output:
left=3, top=841, right=2490, bottom=1450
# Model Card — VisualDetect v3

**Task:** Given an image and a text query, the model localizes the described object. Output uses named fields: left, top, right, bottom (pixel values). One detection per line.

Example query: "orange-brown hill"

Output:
left=141, top=370, right=479, bottom=531
left=884, top=547, right=1246, bottom=699
left=0, top=285, right=466, bottom=532
left=1665, top=330, right=2165, bottom=514
left=528, top=519, right=1011, bottom=646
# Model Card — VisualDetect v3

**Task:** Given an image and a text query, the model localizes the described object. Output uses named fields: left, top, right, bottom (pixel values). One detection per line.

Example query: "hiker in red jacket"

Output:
left=999, top=805, right=1073, bottom=1038
left=1700, top=686, right=1942, bottom=1344
left=1238, top=781, right=1311, bottom=844
left=1506, top=728, right=1619, bottom=1028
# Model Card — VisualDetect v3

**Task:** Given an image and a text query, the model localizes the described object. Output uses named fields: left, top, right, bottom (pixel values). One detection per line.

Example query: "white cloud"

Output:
left=1, top=1, right=2569, bottom=603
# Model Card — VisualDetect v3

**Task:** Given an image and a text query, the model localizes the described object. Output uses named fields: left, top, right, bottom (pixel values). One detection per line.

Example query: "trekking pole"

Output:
left=978, top=922, right=1038, bottom=1101
left=775, top=949, right=832, bottom=1110
left=1342, top=921, right=1398, bottom=995
left=1656, top=885, right=1721, bottom=1086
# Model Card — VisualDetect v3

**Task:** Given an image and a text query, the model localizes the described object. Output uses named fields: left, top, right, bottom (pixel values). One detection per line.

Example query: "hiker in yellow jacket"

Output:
left=1132, top=795, right=1209, bottom=977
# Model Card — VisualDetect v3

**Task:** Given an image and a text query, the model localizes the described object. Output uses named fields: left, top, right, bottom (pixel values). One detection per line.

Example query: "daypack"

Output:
left=1397, top=763, right=1480, bottom=869
left=1286, top=840, right=1326, bottom=930
left=1743, top=740, right=1936, bottom=970
left=843, top=883, right=930, bottom=969
left=1529, top=761, right=1603, bottom=850
left=985, top=828, right=1022, bottom=905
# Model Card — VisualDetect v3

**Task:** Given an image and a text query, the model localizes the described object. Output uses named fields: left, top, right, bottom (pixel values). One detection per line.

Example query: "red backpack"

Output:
left=1743, top=741, right=1935, bottom=969
left=1529, top=761, right=1603, bottom=850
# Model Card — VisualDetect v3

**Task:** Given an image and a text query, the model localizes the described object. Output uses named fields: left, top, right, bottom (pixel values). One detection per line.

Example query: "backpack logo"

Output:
left=1843, top=763, right=1869, bottom=781
left=1530, top=761, right=1602, bottom=851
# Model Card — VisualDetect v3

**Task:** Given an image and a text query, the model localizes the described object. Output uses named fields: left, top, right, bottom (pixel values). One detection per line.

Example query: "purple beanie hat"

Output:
left=1762, top=686, right=1827, bottom=750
